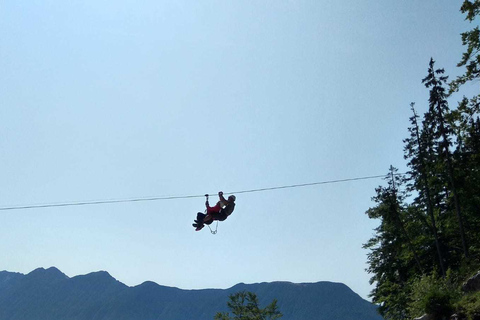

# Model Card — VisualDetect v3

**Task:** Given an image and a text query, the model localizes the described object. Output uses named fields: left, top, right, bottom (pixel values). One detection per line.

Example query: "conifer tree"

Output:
left=451, top=98, right=480, bottom=253
left=388, top=166, right=424, bottom=273
left=450, top=0, right=480, bottom=106
left=215, top=291, right=282, bottom=320
left=404, top=103, right=446, bottom=277
left=364, top=3, right=480, bottom=318
left=422, top=59, right=468, bottom=259
left=363, top=169, right=422, bottom=320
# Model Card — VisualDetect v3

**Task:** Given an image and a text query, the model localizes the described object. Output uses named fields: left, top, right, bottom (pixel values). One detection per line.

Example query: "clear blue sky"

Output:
left=0, top=1, right=476, bottom=300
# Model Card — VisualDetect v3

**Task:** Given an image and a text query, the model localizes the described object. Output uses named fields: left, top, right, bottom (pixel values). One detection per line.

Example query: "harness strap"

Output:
left=204, top=194, right=218, bottom=235
left=207, top=221, right=218, bottom=235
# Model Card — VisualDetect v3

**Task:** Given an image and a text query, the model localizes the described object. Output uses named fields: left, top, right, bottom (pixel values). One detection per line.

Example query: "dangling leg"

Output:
left=196, top=212, right=206, bottom=223
left=203, top=214, right=213, bottom=225
left=193, top=212, right=207, bottom=231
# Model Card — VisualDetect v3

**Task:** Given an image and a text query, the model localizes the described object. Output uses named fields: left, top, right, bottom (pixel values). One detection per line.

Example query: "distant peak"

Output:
left=71, top=270, right=114, bottom=281
left=72, top=270, right=126, bottom=286
left=46, top=267, right=68, bottom=276
left=89, top=270, right=114, bottom=279
left=27, top=267, right=68, bottom=281
left=136, top=281, right=182, bottom=290
left=0, top=270, right=23, bottom=284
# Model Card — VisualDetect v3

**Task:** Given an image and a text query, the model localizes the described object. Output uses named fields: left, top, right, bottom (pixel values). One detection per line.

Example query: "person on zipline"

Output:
left=193, top=191, right=236, bottom=231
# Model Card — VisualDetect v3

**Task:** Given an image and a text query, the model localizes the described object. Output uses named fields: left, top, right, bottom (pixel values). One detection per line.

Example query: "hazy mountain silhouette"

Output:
left=0, top=267, right=383, bottom=320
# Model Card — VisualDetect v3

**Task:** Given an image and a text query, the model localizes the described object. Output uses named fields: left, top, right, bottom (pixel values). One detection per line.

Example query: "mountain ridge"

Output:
left=0, top=267, right=383, bottom=320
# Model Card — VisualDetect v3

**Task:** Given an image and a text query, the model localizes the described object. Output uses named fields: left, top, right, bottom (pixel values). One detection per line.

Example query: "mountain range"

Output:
left=0, top=267, right=383, bottom=320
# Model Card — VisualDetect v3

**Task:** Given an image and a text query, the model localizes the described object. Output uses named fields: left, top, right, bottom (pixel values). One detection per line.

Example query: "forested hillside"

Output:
left=363, top=1, right=480, bottom=319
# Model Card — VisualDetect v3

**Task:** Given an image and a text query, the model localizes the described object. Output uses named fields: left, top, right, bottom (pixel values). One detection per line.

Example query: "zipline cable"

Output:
left=0, top=173, right=403, bottom=211
left=226, top=174, right=389, bottom=196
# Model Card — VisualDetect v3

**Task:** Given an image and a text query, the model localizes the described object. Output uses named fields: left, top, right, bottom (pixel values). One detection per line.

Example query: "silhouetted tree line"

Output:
left=363, top=1, right=480, bottom=319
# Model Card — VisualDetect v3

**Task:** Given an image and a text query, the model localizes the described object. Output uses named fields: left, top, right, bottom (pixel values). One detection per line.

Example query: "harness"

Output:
left=207, top=217, right=218, bottom=235
left=204, top=194, right=218, bottom=235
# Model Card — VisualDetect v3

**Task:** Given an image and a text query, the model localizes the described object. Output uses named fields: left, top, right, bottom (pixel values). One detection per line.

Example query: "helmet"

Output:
left=228, top=195, right=236, bottom=202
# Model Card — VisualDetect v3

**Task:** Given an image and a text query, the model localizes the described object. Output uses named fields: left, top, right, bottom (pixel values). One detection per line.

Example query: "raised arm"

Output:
left=218, top=191, right=227, bottom=205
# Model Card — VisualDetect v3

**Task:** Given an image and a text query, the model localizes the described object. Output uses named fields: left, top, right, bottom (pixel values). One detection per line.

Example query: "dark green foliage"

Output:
left=365, top=61, right=480, bottom=318
left=363, top=168, right=422, bottom=319
left=425, top=291, right=454, bottom=318
left=214, top=291, right=282, bottom=320
left=363, top=3, right=480, bottom=319
left=423, top=58, right=469, bottom=260
left=450, top=0, right=480, bottom=99
left=461, top=0, right=480, bottom=21
left=455, top=291, right=480, bottom=320
left=409, top=272, right=460, bottom=320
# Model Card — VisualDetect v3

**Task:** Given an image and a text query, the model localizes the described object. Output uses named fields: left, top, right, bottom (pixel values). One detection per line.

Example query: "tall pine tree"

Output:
left=404, top=103, right=446, bottom=277
left=363, top=168, right=423, bottom=320
left=422, top=58, right=469, bottom=259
